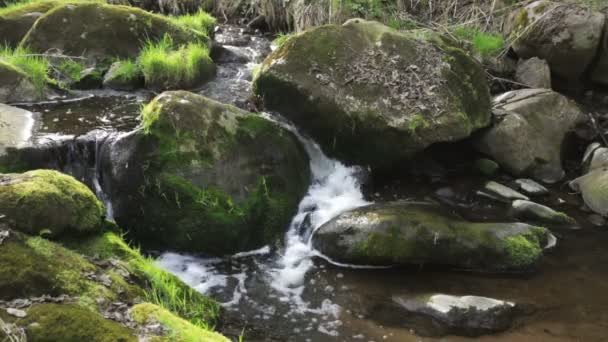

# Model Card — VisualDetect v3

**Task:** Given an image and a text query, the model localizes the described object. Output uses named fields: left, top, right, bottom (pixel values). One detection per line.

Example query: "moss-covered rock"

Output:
left=20, top=303, right=137, bottom=342
left=131, top=303, right=230, bottom=342
left=312, top=201, right=551, bottom=272
left=505, top=1, right=604, bottom=81
left=0, top=0, right=60, bottom=48
left=253, top=19, right=491, bottom=170
left=0, top=60, right=42, bottom=103
left=0, top=170, right=104, bottom=237
left=20, top=3, right=208, bottom=61
left=101, top=91, right=310, bottom=255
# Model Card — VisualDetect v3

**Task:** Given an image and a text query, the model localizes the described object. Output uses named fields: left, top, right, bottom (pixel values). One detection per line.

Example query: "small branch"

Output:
left=588, top=112, right=608, bottom=147
left=0, top=53, right=87, bottom=60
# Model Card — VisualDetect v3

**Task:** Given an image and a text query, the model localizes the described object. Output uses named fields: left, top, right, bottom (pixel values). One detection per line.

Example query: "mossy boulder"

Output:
left=100, top=91, right=310, bottom=255
left=20, top=3, right=207, bottom=61
left=253, top=19, right=491, bottom=170
left=0, top=0, right=60, bottom=47
left=0, top=170, right=104, bottom=237
left=474, top=89, right=586, bottom=183
left=505, top=1, right=604, bottom=81
left=312, top=201, right=551, bottom=272
left=0, top=60, right=43, bottom=103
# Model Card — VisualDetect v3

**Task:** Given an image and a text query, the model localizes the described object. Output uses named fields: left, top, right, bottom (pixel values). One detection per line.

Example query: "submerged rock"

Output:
left=100, top=91, right=310, bottom=255
left=21, top=3, right=207, bottom=61
left=475, top=89, right=586, bottom=183
left=254, top=19, right=491, bottom=170
left=382, top=294, right=517, bottom=337
left=0, top=170, right=104, bottom=237
left=312, top=201, right=550, bottom=272
left=512, top=200, right=576, bottom=227
left=506, top=1, right=604, bottom=81
left=0, top=61, right=45, bottom=103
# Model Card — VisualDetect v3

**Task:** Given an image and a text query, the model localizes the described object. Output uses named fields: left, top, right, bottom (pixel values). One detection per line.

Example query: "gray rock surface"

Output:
left=515, top=57, right=551, bottom=88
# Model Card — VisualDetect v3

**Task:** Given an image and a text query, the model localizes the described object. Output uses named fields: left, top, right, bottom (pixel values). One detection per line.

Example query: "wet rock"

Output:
left=0, top=104, right=35, bottom=158
left=475, top=89, right=586, bottom=183
left=481, top=181, right=529, bottom=202
left=506, top=1, right=604, bottom=81
left=312, top=201, right=550, bottom=272
left=588, top=214, right=606, bottom=227
left=0, top=61, right=45, bottom=103
left=583, top=144, right=608, bottom=173
left=100, top=91, right=310, bottom=255
left=512, top=200, right=576, bottom=227
left=21, top=3, right=208, bottom=61
left=515, top=57, right=551, bottom=88
left=570, top=167, right=608, bottom=216
left=385, top=294, right=517, bottom=337
left=515, top=179, right=549, bottom=196
left=6, top=307, right=27, bottom=318
left=103, top=61, right=144, bottom=91
left=72, top=67, right=103, bottom=90
left=0, top=170, right=104, bottom=237
left=254, top=19, right=491, bottom=170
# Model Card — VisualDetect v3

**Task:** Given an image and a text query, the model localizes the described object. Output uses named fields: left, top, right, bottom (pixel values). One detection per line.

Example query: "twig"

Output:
left=0, top=53, right=87, bottom=60
left=588, top=112, right=608, bottom=147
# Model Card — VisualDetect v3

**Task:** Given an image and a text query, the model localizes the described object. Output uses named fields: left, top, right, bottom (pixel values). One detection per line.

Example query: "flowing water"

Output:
left=5, top=24, right=608, bottom=342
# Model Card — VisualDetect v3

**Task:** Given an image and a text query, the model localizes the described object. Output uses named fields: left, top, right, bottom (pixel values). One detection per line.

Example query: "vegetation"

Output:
left=0, top=45, right=49, bottom=95
left=272, top=32, right=295, bottom=48
left=170, top=9, right=216, bottom=36
left=138, top=34, right=214, bottom=90
left=56, top=58, right=86, bottom=83
left=453, top=25, right=505, bottom=58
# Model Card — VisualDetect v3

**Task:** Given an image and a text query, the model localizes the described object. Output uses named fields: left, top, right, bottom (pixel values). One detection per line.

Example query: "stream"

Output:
left=4, top=25, right=608, bottom=342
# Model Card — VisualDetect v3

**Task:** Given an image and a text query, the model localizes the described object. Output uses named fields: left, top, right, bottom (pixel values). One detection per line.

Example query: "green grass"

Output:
left=0, top=45, right=49, bottom=95
left=112, top=58, right=139, bottom=81
left=57, top=58, right=85, bottom=82
left=170, top=9, right=216, bottom=36
left=453, top=26, right=505, bottom=58
left=272, top=32, right=295, bottom=48
left=139, top=34, right=213, bottom=90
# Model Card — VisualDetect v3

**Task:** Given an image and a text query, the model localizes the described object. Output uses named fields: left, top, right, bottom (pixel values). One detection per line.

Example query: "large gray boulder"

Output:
left=253, top=19, right=491, bottom=170
left=475, top=89, right=586, bottom=183
left=0, top=104, right=35, bottom=159
left=312, top=201, right=551, bottom=272
left=506, top=1, right=604, bottom=81
left=99, top=91, right=310, bottom=255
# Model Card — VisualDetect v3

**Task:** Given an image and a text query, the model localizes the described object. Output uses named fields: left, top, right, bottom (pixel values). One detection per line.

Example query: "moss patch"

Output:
left=0, top=170, right=104, bottom=237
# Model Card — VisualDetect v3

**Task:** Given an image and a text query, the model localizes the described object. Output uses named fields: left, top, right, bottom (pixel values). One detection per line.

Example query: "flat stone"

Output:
left=512, top=200, right=577, bottom=227
left=515, top=179, right=549, bottom=196
left=6, top=308, right=27, bottom=318
left=0, top=103, right=36, bottom=156
left=483, top=181, right=529, bottom=202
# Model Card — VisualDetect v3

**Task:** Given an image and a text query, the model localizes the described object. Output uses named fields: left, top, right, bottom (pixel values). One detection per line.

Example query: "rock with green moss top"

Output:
left=312, top=201, right=551, bottom=272
left=100, top=91, right=310, bottom=255
left=18, top=303, right=137, bottom=342
left=512, top=199, right=576, bottom=227
left=0, top=61, right=43, bottom=103
left=475, top=89, right=586, bottom=183
left=103, top=60, right=144, bottom=90
left=0, top=170, right=104, bottom=237
left=253, top=19, right=491, bottom=170
left=20, top=3, right=208, bottom=61
left=505, top=1, right=604, bottom=81
left=0, top=0, right=60, bottom=47
left=130, top=303, right=230, bottom=342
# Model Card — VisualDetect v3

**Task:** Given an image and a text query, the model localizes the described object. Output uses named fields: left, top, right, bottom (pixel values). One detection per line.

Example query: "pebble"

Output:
left=480, top=181, right=529, bottom=202
left=6, top=308, right=27, bottom=318
left=515, top=179, right=549, bottom=196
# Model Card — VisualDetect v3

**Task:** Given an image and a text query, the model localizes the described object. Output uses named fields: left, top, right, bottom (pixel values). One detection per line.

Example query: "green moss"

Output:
left=503, top=235, right=542, bottom=268
left=139, top=34, right=214, bottom=90
left=475, top=158, right=499, bottom=176
left=20, top=303, right=136, bottom=342
left=170, top=9, right=216, bottom=36
left=131, top=303, right=229, bottom=342
left=407, top=113, right=430, bottom=133
left=0, top=45, right=49, bottom=96
left=0, top=170, right=104, bottom=237
left=272, top=32, right=296, bottom=48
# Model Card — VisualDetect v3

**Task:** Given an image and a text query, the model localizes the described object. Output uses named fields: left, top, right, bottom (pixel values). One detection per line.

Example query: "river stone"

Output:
left=389, top=294, right=516, bottom=336
left=0, top=1, right=58, bottom=47
left=475, top=89, right=586, bottom=183
left=481, top=181, right=529, bottom=202
left=584, top=145, right=608, bottom=173
left=515, top=57, right=551, bottom=88
left=0, top=170, right=104, bottom=237
left=253, top=19, right=491, bottom=170
left=20, top=3, right=208, bottom=61
left=312, top=201, right=550, bottom=272
left=99, top=91, right=310, bottom=255
left=514, top=179, right=548, bottom=196
left=0, top=61, right=43, bottom=103
left=512, top=200, right=576, bottom=227
left=506, top=1, right=604, bottom=81
left=570, top=167, right=608, bottom=216
left=6, top=308, right=27, bottom=318
left=0, top=104, right=35, bottom=158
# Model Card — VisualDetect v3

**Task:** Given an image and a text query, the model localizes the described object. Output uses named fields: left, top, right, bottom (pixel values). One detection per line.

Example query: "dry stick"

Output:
left=0, top=54, right=87, bottom=60
left=588, top=112, right=608, bottom=147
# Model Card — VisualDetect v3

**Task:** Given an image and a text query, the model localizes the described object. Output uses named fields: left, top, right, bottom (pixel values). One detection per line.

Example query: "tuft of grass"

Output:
left=272, top=32, right=295, bottom=48
left=113, top=58, right=139, bottom=81
left=170, top=9, right=216, bottom=36
left=0, top=45, right=49, bottom=95
left=453, top=26, right=505, bottom=58
left=138, top=34, right=213, bottom=90
left=57, top=58, right=85, bottom=82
